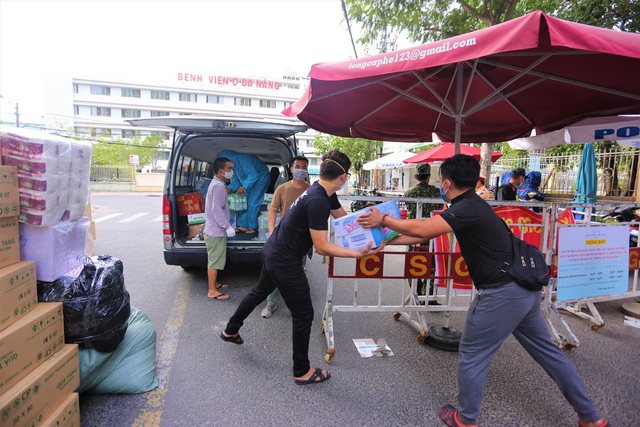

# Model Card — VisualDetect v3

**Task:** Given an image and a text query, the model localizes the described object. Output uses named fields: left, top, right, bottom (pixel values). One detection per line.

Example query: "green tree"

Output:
left=91, top=135, right=163, bottom=169
left=313, top=133, right=383, bottom=188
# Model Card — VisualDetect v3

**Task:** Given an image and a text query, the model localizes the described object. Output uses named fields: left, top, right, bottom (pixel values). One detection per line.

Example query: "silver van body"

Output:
left=128, top=117, right=308, bottom=267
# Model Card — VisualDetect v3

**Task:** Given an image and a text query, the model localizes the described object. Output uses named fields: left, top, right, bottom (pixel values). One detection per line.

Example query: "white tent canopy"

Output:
left=363, top=151, right=415, bottom=170
left=508, top=116, right=640, bottom=150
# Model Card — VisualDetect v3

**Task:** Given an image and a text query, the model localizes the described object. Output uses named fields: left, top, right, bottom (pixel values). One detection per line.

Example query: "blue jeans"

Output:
left=457, top=281, right=601, bottom=425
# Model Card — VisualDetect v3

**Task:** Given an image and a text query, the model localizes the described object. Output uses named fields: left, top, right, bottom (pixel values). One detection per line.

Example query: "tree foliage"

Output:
left=312, top=132, right=383, bottom=185
left=91, top=135, right=163, bottom=169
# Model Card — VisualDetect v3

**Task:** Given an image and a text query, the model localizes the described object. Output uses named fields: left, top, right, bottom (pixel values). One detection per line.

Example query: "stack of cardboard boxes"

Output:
left=0, top=165, right=80, bottom=427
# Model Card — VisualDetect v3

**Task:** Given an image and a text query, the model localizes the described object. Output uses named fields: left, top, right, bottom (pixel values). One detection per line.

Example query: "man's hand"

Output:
left=353, top=241, right=384, bottom=259
left=225, top=226, right=236, bottom=237
left=358, top=207, right=383, bottom=228
left=237, top=187, right=246, bottom=195
left=227, top=187, right=232, bottom=194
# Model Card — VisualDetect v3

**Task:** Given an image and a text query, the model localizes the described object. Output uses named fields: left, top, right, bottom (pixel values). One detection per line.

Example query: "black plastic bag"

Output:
left=38, top=255, right=131, bottom=352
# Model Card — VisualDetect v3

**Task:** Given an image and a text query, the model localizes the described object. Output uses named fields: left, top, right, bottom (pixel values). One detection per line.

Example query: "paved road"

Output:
left=79, top=193, right=640, bottom=427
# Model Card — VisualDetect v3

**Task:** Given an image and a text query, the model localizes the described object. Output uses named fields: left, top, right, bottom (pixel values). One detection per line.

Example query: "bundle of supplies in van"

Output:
left=333, top=200, right=401, bottom=250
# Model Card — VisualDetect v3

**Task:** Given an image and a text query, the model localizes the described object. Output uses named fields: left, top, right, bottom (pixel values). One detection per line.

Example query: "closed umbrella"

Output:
left=573, top=143, right=598, bottom=205
left=403, top=142, right=502, bottom=164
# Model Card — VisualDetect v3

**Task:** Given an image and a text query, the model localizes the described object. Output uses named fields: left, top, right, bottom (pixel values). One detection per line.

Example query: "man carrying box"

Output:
left=221, top=150, right=380, bottom=385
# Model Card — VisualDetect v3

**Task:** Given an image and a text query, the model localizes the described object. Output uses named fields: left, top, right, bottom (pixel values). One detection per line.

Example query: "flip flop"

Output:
left=207, top=293, right=230, bottom=300
left=216, top=283, right=229, bottom=289
left=235, top=226, right=248, bottom=233
left=219, top=332, right=244, bottom=345
left=243, top=228, right=257, bottom=234
left=294, top=368, right=331, bottom=385
left=438, top=404, right=462, bottom=427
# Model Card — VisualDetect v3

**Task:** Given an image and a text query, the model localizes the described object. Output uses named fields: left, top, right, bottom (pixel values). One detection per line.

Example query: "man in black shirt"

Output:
left=357, top=155, right=608, bottom=427
left=221, top=150, right=378, bottom=385
left=496, top=168, right=526, bottom=201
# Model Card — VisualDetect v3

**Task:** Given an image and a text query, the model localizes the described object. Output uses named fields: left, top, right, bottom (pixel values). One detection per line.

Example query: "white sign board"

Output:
left=557, top=225, right=629, bottom=301
left=129, top=154, right=139, bottom=165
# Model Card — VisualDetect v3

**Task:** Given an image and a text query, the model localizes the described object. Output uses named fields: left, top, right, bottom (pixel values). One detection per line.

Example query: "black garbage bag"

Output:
left=37, top=255, right=131, bottom=352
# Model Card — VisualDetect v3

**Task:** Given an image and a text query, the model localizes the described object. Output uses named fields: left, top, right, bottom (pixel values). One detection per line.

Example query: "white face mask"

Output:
left=223, top=170, right=234, bottom=180
left=292, top=169, right=308, bottom=181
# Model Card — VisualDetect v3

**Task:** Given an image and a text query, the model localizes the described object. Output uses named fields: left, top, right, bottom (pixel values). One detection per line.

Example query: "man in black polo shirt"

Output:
left=357, top=155, right=608, bottom=427
left=496, top=167, right=526, bottom=201
left=221, top=150, right=378, bottom=386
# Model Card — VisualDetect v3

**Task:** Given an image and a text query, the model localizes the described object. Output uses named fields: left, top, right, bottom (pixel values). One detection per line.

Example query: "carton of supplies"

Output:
left=0, top=344, right=79, bottom=427
left=177, top=192, right=204, bottom=216
left=0, top=260, right=37, bottom=332
left=188, top=223, right=205, bottom=239
left=0, top=302, right=65, bottom=394
left=40, top=392, right=80, bottom=427
left=0, top=216, right=20, bottom=269
left=187, top=212, right=206, bottom=225
left=19, top=219, right=89, bottom=282
left=333, top=200, right=401, bottom=250
left=0, top=166, right=19, bottom=218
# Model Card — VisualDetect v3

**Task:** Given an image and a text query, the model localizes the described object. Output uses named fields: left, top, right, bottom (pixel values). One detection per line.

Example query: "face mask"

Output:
left=292, top=169, right=308, bottom=181
left=439, top=181, right=449, bottom=203
left=223, top=170, right=234, bottom=180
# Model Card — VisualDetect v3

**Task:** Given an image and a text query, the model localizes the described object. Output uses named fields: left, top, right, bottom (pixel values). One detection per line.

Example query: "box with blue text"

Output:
left=333, top=200, right=401, bottom=250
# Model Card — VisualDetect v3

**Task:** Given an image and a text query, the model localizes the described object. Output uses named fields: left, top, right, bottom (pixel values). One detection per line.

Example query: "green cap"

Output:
left=416, top=163, right=431, bottom=175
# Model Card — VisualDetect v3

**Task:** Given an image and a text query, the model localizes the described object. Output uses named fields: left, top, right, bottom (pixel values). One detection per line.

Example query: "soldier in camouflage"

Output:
left=403, top=163, right=442, bottom=219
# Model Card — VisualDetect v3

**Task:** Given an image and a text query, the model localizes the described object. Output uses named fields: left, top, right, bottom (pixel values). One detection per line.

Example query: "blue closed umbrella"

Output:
left=573, top=143, right=597, bottom=205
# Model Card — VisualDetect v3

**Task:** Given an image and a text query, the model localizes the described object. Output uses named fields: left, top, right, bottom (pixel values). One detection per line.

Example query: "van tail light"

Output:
left=162, top=195, right=172, bottom=235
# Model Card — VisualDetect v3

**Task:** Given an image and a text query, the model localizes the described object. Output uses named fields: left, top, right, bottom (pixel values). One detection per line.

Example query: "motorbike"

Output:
left=594, top=204, right=640, bottom=247
left=350, top=188, right=381, bottom=212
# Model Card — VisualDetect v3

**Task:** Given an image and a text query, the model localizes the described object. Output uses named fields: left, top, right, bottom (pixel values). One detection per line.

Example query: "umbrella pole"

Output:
left=454, top=62, right=463, bottom=156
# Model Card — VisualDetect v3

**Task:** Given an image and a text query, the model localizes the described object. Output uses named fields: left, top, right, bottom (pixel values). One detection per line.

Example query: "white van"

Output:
left=127, top=117, right=308, bottom=267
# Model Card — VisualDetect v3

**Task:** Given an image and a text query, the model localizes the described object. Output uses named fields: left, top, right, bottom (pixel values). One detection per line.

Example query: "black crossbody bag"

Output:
left=476, top=220, right=551, bottom=292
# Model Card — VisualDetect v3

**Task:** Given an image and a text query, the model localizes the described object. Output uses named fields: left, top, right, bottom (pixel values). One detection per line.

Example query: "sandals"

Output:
left=215, top=283, right=229, bottom=290
left=438, top=404, right=462, bottom=427
left=219, top=332, right=244, bottom=345
left=207, top=293, right=229, bottom=300
left=235, top=226, right=248, bottom=233
left=243, top=228, right=257, bottom=234
left=294, top=367, right=331, bottom=385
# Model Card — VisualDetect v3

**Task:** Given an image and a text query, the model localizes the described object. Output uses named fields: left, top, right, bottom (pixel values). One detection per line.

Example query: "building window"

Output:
left=121, top=130, right=140, bottom=138
left=179, top=93, right=197, bottom=102
left=73, top=105, right=80, bottom=115
left=206, top=95, right=222, bottom=104
left=178, top=112, right=194, bottom=116
left=150, top=131, right=171, bottom=140
left=151, top=90, right=170, bottom=100
left=259, top=99, right=276, bottom=108
left=121, top=88, right=141, bottom=98
left=121, top=109, right=142, bottom=118
left=90, top=85, right=110, bottom=95
left=93, top=128, right=112, bottom=137
left=284, top=101, right=293, bottom=109
left=151, top=111, right=170, bottom=117
left=73, top=84, right=79, bottom=94
left=234, top=97, right=251, bottom=107
left=90, top=107, right=111, bottom=117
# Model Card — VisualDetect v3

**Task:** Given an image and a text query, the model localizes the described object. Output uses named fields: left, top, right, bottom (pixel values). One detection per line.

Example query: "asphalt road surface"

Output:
left=79, top=193, right=640, bottom=427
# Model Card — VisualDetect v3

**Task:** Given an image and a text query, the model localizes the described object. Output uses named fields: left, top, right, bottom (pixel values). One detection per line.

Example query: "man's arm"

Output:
left=357, top=208, right=453, bottom=241
left=330, top=206, right=348, bottom=218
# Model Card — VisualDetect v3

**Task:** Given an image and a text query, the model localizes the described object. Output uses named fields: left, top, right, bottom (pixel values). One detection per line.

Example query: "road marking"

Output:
left=119, top=212, right=151, bottom=222
left=132, top=278, right=190, bottom=427
left=153, top=216, right=163, bottom=222
left=93, top=213, right=124, bottom=223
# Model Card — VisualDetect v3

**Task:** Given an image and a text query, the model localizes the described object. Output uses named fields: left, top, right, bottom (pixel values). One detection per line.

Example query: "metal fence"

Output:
left=490, top=147, right=640, bottom=200
left=90, top=165, right=136, bottom=182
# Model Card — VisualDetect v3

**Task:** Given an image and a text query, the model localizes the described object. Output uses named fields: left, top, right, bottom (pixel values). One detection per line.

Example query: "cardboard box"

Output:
left=0, top=345, right=79, bottom=427
left=188, top=223, right=206, bottom=238
left=177, top=192, right=204, bottom=216
left=0, top=302, right=65, bottom=393
left=40, top=393, right=80, bottom=427
left=0, top=260, right=37, bottom=332
left=187, top=212, right=206, bottom=225
left=19, top=219, right=88, bottom=282
left=0, top=216, right=20, bottom=269
left=333, top=200, right=401, bottom=250
left=0, top=166, right=19, bottom=218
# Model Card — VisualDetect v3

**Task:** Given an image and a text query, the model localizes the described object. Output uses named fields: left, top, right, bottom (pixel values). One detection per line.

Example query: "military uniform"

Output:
left=403, top=163, right=442, bottom=219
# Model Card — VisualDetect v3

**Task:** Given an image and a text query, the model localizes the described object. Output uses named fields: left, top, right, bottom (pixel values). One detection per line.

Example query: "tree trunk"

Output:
left=480, top=143, right=494, bottom=181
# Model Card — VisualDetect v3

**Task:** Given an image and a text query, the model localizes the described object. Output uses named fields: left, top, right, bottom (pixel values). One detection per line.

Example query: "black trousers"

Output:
left=225, top=253, right=314, bottom=377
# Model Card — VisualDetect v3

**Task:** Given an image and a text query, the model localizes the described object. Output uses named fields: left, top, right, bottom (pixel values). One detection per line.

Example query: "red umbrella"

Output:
left=283, top=11, right=640, bottom=145
left=404, top=142, right=502, bottom=164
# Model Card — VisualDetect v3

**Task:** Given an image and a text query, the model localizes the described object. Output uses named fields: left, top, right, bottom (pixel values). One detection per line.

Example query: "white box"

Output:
left=187, top=212, right=206, bottom=225
left=333, top=200, right=401, bottom=250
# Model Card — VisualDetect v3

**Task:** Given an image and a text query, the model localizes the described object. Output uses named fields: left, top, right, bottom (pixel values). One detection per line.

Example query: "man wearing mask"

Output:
left=203, top=157, right=236, bottom=300
left=496, top=168, right=526, bottom=201
left=261, top=156, right=311, bottom=318
left=403, top=163, right=441, bottom=219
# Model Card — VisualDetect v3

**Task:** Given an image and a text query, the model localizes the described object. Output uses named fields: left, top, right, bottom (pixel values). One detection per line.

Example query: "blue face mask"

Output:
left=439, top=181, right=449, bottom=203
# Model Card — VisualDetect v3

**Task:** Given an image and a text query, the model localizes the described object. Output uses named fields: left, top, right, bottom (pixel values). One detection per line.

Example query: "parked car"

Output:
left=127, top=117, right=308, bottom=267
